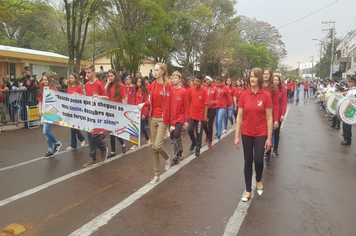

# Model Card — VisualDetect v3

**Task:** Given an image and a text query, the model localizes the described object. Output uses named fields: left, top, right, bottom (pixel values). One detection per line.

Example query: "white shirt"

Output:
left=346, top=87, right=356, bottom=97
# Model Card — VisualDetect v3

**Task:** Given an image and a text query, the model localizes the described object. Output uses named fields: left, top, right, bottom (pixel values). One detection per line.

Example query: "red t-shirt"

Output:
left=303, top=82, right=308, bottom=90
left=67, top=85, right=83, bottom=95
left=172, top=86, right=189, bottom=124
left=126, top=85, right=135, bottom=105
left=286, top=83, right=292, bottom=90
left=84, top=79, right=108, bottom=97
left=152, top=83, right=165, bottom=117
left=238, top=88, right=272, bottom=137
left=39, top=87, right=58, bottom=103
left=188, top=86, right=209, bottom=121
left=206, top=85, right=219, bottom=109
left=109, top=83, right=126, bottom=103
left=184, top=86, right=192, bottom=94
left=234, top=87, right=244, bottom=100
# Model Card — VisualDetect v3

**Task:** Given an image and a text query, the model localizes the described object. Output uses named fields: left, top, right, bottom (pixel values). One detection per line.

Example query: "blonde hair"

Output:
left=172, top=71, right=182, bottom=79
left=85, top=63, right=95, bottom=72
left=156, top=62, right=168, bottom=86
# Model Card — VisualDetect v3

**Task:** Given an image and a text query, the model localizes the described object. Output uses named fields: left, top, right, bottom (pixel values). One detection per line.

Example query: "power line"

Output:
left=277, top=0, right=339, bottom=30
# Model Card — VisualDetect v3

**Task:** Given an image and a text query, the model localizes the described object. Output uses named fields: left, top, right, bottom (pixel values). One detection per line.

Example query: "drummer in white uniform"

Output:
left=331, top=83, right=344, bottom=129
left=341, top=77, right=356, bottom=145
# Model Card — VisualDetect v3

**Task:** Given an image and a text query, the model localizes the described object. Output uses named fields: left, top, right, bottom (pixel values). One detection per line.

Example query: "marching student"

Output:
left=38, top=73, right=62, bottom=158
left=341, top=77, right=356, bottom=145
left=272, top=75, right=287, bottom=157
left=66, top=73, right=85, bottom=150
left=330, top=83, right=343, bottom=129
left=138, top=62, right=174, bottom=184
left=262, top=69, right=280, bottom=165
left=105, top=69, right=128, bottom=157
left=124, top=76, right=135, bottom=105
left=223, top=78, right=236, bottom=132
left=303, top=81, right=309, bottom=99
left=286, top=80, right=292, bottom=101
left=82, top=64, right=109, bottom=168
left=170, top=71, right=189, bottom=164
left=234, top=79, right=245, bottom=121
left=187, top=75, right=209, bottom=156
left=203, top=76, right=220, bottom=147
left=215, top=77, right=233, bottom=140
left=234, top=67, right=273, bottom=202
left=132, top=76, right=150, bottom=149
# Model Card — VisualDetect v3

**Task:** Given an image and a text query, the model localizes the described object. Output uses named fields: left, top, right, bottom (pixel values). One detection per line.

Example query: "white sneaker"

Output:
left=150, top=177, right=159, bottom=184
left=223, top=129, right=227, bottom=134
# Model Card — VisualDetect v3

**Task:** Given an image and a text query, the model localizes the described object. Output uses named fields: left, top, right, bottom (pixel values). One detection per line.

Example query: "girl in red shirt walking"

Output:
left=138, top=63, right=174, bottom=184
left=223, top=78, right=236, bottom=133
left=66, top=73, right=85, bottom=150
left=234, top=67, right=273, bottom=202
left=273, top=75, right=287, bottom=157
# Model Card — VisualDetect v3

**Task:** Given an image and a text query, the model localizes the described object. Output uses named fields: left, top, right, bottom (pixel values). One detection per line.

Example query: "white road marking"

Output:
left=0, top=144, right=149, bottom=207
left=69, top=128, right=236, bottom=236
left=223, top=105, right=290, bottom=236
left=0, top=144, right=88, bottom=172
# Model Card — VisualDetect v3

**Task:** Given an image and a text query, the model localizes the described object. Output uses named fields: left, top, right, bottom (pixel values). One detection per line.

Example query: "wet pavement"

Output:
left=1, top=94, right=356, bottom=236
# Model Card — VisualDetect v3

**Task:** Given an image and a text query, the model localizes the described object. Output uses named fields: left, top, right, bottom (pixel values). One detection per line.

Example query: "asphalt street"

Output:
left=1, top=92, right=356, bottom=236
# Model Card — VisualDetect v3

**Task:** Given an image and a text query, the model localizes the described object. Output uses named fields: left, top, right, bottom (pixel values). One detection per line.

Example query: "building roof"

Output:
left=0, top=45, right=69, bottom=59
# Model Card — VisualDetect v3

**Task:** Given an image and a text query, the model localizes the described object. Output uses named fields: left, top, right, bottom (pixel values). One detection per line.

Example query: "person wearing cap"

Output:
left=341, top=77, right=356, bottom=145
left=203, top=76, right=220, bottom=147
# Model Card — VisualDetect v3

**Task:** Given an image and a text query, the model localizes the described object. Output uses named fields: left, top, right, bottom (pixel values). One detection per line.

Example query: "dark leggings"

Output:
left=170, top=122, right=183, bottom=139
left=203, top=108, right=216, bottom=142
left=273, top=121, right=282, bottom=150
left=110, top=135, right=125, bottom=153
left=141, top=117, right=149, bottom=140
left=241, top=135, right=267, bottom=192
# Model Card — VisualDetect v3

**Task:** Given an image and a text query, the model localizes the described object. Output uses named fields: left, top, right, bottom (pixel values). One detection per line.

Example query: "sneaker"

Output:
left=165, top=162, right=171, bottom=171
left=195, top=149, right=200, bottom=156
left=265, top=153, right=271, bottom=164
left=107, top=153, right=116, bottom=158
left=146, top=140, right=151, bottom=145
left=130, top=145, right=137, bottom=150
left=179, top=152, right=184, bottom=161
left=223, top=129, right=227, bottom=134
left=101, top=148, right=108, bottom=162
left=83, top=159, right=98, bottom=168
left=44, top=151, right=54, bottom=158
left=122, top=146, right=127, bottom=154
left=189, top=142, right=196, bottom=151
left=53, top=143, right=62, bottom=154
left=208, top=142, right=212, bottom=147
left=150, top=177, right=159, bottom=184
left=171, top=157, right=180, bottom=166
left=80, top=141, right=85, bottom=146
left=205, top=137, right=208, bottom=143
left=273, top=149, right=279, bottom=158
left=265, top=161, right=271, bottom=165
left=217, top=136, right=221, bottom=141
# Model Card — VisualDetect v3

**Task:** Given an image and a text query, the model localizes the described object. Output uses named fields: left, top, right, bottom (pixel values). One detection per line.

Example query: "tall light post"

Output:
left=312, top=38, right=325, bottom=79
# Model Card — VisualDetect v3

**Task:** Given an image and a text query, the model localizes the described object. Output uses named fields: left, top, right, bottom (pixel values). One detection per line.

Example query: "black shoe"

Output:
left=330, top=125, right=335, bottom=128
left=53, top=143, right=62, bottom=154
left=265, top=161, right=271, bottom=165
left=341, top=141, right=351, bottom=145
left=107, top=153, right=116, bottom=158
left=195, top=149, right=200, bottom=156
left=44, top=151, right=54, bottom=158
left=171, top=157, right=180, bottom=166
left=190, top=143, right=196, bottom=151
left=122, top=146, right=127, bottom=154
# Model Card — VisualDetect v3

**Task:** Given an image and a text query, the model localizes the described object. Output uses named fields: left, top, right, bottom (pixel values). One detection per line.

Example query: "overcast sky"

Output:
left=236, top=0, right=356, bottom=69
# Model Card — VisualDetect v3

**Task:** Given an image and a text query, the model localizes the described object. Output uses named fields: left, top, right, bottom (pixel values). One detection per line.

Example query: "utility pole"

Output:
left=310, top=56, right=314, bottom=83
left=322, top=21, right=335, bottom=81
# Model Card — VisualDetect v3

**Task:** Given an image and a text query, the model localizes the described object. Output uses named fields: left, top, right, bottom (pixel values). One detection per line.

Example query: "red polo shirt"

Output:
left=85, top=79, right=108, bottom=97
left=234, top=87, right=244, bottom=100
left=172, top=86, right=189, bottom=124
left=238, top=88, right=272, bottom=137
left=188, top=86, right=209, bottom=121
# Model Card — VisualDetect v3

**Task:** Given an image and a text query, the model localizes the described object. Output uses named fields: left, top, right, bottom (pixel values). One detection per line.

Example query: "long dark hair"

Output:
left=274, top=75, right=283, bottom=92
left=107, top=69, right=122, bottom=101
left=225, top=78, right=233, bottom=89
left=134, top=76, right=148, bottom=99
left=263, top=68, right=275, bottom=94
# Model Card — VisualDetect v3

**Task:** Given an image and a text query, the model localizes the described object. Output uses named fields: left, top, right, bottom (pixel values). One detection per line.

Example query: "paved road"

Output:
left=1, top=93, right=356, bottom=236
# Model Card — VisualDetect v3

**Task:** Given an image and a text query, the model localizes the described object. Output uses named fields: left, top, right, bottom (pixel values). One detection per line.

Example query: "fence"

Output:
left=0, top=88, right=67, bottom=127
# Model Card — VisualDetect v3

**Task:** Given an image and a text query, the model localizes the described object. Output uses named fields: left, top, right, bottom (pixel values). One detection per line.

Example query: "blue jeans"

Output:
left=43, top=123, right=60, bottom=151
left=215, top=108, right=226, bottom=137
left=224, top=104, right=234, bottom=130
left=296, top=88, right=300, bottom=100
left=141, top=117, right=149, bottom=141
left=70, top=128, right=85, bottom=148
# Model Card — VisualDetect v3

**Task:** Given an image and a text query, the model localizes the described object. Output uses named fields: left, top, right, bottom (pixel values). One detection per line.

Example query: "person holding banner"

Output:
left=66, top=73, right=86, bottom=150
left=132, top=76, right=150, bottom=149
left=105, top=69, right=128, bottom=157
left=38, top=73, right=62, bottom=158
left=82, top=64, right=109, bottom=168
left=138, top=63, right=174, bottom=184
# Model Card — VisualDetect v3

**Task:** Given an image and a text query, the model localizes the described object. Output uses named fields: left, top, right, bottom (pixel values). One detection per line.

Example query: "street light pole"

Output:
left=312, top=39, right=325, bottom=79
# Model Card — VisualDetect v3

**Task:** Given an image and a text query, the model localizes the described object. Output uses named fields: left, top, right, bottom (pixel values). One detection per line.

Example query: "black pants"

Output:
left=241, top=135, right=267, bottom=192
left=88, top=133, right=106, bottom=160
left=110, top=135, right=124, bottom=152
left=203, top=108, right=216, bottom=142
left=343, top=123, right=352, bottom=142
left=188, top=118, right=204, bottom=151
left=274, top=121, right=282, bottom=150
left=170, top=122, right=184, bottom=158
left=332, top=117, right=340, bottom=128
left=304, top=89, right=308, bottom=98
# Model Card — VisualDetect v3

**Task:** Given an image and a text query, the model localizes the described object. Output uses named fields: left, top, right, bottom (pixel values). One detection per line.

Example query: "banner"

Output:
left=42, top=89, right=141, bottom=146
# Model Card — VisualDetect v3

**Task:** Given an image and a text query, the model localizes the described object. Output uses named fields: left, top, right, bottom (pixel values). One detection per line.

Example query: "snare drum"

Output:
left=326, top=92, right=343, bottom=116
left=336, top=97, right=356, bottom=125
